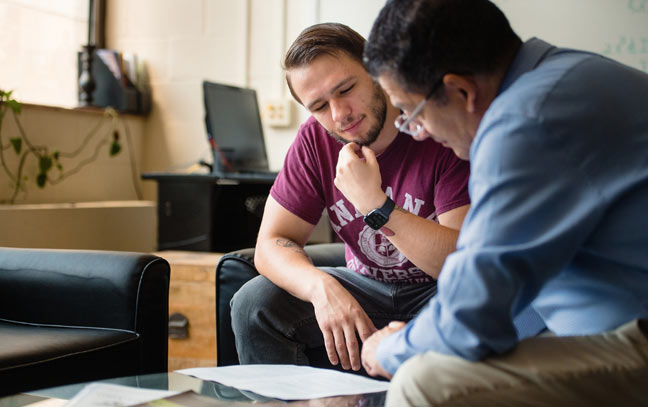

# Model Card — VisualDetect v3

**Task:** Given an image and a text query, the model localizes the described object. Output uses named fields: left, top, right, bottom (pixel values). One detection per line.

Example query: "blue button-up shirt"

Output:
left=377, top=38, right=648, bottom=374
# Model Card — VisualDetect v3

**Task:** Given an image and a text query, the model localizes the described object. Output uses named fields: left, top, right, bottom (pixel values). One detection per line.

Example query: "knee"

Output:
left=387, top=352, right=462, bottom=407
left=231, top=276, right=270, bottom=322
left=230, top=276, right=286, bottom=334
left=388, top=354, right=434, bottom=407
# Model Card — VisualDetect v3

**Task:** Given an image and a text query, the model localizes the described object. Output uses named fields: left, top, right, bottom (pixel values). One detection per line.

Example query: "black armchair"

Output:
left=215, top=242, right=345, bottom=366
left=0, top=247, right=170, bottom=396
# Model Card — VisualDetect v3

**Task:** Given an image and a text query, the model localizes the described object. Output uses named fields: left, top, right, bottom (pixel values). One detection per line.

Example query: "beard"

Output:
left=328, top=81, right=387, bottom=147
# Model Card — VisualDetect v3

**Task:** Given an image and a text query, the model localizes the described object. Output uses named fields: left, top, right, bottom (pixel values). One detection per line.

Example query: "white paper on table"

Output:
left=177, top=364, right=390, bottom=400
left=63, top=383, right=177, bottom=407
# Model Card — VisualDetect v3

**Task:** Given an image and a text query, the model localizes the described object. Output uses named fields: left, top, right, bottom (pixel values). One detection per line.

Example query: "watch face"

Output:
left=364, top=211, right=389, bottom=230
left=363, top=197, right=395, bottom=230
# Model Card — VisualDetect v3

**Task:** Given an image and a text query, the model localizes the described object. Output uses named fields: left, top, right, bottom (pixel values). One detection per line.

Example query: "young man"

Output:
left=230, top=23, right=471, bottom=373
left=360, top=0, right=648, bottom=404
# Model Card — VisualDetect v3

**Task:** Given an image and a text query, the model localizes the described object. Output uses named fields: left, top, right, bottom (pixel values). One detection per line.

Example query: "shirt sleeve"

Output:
left=270, top=123, right=326, bottom=225
left=377, top=115, right=605, bottom=374
left=432, top=147, right=471, bottom=215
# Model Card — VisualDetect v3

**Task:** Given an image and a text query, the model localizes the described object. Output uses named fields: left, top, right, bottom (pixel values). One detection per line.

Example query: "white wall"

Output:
left=0, top=0, right=88, bottom=107
left=103, top=0, right=647, bottom=203
left=493, top=0, right=648, bottom=72
left=88, top=0, right=648, bottom=191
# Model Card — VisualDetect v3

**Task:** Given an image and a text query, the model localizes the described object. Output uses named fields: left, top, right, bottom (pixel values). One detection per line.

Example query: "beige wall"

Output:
left=1, top=0, right=645, bottom=251
left=0, top=104, right=154, bottom=252
left=0, top=104, right=145, bottom=204
left=0, top=201, right=156, bottom=252
left=3, top=1, right=647, bottom=199
left=104, top=0, right=648, bottom=203
left=104, top=0, right=387, bottom=201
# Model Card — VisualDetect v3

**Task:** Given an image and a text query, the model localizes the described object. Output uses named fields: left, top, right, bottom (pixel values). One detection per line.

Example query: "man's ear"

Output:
left=442, top=74, right=478, bottom=113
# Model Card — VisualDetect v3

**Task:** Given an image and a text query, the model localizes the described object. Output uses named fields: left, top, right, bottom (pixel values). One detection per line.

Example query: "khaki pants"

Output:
left=387, top=319, right=648, bottom=406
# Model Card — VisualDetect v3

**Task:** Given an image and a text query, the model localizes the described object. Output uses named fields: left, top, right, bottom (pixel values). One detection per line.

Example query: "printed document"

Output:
left=63, top=383, right=177, bottom=407
left=177, top=364, right=389, bottom=400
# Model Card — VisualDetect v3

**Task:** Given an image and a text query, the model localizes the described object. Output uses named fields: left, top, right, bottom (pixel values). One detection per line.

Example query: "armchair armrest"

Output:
left=0, top=247, right=170, bottom=374
left=0, top=248, right=169, bottom=331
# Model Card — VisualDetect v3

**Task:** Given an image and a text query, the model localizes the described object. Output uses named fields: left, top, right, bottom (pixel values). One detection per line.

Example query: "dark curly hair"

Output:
left=364, top=0, right=521, bottom=99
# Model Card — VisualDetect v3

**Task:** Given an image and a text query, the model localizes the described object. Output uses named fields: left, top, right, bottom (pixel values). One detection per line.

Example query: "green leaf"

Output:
left=39, top=155, right=53, bottom=173
left=9, top=138, right=22, bottom=154
left=36, top=173, right=47, bottom=188
left=6, top=99, right=21, bottom=114
left=109, top=140, right=121, bottom=157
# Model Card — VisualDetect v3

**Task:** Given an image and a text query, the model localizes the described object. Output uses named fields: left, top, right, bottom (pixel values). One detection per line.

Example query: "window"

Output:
left=0, top=0, right=92, bottom=107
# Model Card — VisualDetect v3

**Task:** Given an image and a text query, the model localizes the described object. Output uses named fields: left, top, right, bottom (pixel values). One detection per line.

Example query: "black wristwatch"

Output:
left=363, top=197, right=395, bottom=230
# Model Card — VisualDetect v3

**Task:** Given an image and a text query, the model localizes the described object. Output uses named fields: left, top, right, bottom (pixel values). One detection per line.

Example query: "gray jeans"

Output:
left=230, top=267, right=436, bottom=373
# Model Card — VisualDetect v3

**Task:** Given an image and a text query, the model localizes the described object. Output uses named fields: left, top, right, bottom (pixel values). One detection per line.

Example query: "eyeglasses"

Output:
left=394, top=76, right=445, bottom=137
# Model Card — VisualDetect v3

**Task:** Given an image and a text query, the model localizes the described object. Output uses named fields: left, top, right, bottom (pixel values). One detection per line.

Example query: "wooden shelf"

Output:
left=155, top=250, right=223, bottom=371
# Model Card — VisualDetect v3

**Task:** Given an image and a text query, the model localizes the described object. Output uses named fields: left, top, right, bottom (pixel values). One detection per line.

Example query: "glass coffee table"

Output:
left=0, top=372, right=387, bottom=406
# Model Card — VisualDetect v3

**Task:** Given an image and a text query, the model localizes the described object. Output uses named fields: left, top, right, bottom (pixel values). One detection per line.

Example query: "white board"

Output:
left=493, top=0, right=648, bottom=72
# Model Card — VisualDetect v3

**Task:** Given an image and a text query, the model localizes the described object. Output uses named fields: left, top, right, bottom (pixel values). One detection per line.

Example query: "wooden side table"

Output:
left=154, top=251, right=223, bottom=371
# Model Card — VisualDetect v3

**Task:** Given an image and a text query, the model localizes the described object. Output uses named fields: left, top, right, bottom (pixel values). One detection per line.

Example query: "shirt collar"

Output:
left=498, top=38, right=556, bottom=95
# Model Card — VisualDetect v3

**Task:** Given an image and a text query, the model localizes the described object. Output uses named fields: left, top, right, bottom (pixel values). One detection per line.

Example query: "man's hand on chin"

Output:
left=361, top=321, right=406, bottom=379
left=334, top=143, right=385, bottom=215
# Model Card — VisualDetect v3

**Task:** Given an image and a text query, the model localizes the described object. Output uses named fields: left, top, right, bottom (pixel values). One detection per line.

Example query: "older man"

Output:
left=359, top=0, right=648, bottom=405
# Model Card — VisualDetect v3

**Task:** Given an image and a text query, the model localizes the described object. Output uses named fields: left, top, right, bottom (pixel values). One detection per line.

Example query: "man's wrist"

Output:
left=376, top=330, right=401, bottom=376
left=307, top=271, right=340, bottom=304
left=358, top=193, right=388, bottom=215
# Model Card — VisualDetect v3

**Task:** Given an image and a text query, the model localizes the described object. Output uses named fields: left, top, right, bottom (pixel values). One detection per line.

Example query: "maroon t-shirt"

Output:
left=271, top=117, right=470, bottom=283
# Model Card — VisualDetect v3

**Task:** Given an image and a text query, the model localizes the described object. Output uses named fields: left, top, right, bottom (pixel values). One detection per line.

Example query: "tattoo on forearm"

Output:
left=275, top=238, right=311, bottom=261
left=276, top=238, right=298, bottom=248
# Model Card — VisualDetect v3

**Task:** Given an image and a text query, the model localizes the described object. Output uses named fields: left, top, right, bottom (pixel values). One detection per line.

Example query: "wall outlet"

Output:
left=262, top=99, right=292, bottom=127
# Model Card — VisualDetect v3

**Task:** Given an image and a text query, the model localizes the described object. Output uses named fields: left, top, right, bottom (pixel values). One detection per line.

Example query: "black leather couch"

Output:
left=0, top=247, right=170, bottom=396
left=215, top=242, right=345, bottom=366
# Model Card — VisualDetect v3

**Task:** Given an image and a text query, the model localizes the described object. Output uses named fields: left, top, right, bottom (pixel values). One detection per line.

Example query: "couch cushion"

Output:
left=0, top=319, right=138, bottom=370
left=0, top=319, right=142, bottom=396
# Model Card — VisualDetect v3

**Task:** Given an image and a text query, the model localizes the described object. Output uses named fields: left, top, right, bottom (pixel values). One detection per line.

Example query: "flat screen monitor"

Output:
left=203, top=81, right=270, bottom=173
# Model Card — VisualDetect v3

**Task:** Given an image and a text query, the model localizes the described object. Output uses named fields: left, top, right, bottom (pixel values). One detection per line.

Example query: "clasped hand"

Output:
left=361, top=321, right=406, bottom=379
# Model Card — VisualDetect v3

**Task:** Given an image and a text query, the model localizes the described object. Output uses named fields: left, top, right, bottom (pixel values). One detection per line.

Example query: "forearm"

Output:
left=382, top=207, right=459, bottom=278
left=254, top=235, right=337, bottom=303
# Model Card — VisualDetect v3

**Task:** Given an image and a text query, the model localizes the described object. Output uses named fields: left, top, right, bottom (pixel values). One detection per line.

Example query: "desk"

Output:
left=142, top=173, right=275, bottom=252
left=0, top=372, right=387, bottom=406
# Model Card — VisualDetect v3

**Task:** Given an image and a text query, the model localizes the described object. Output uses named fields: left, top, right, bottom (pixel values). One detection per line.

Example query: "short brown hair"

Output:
left=283, top=23, right=366, bottom=104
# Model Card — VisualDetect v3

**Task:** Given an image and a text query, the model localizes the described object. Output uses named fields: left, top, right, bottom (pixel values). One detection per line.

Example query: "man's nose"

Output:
left=330, top=99, right=351, bottom=124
